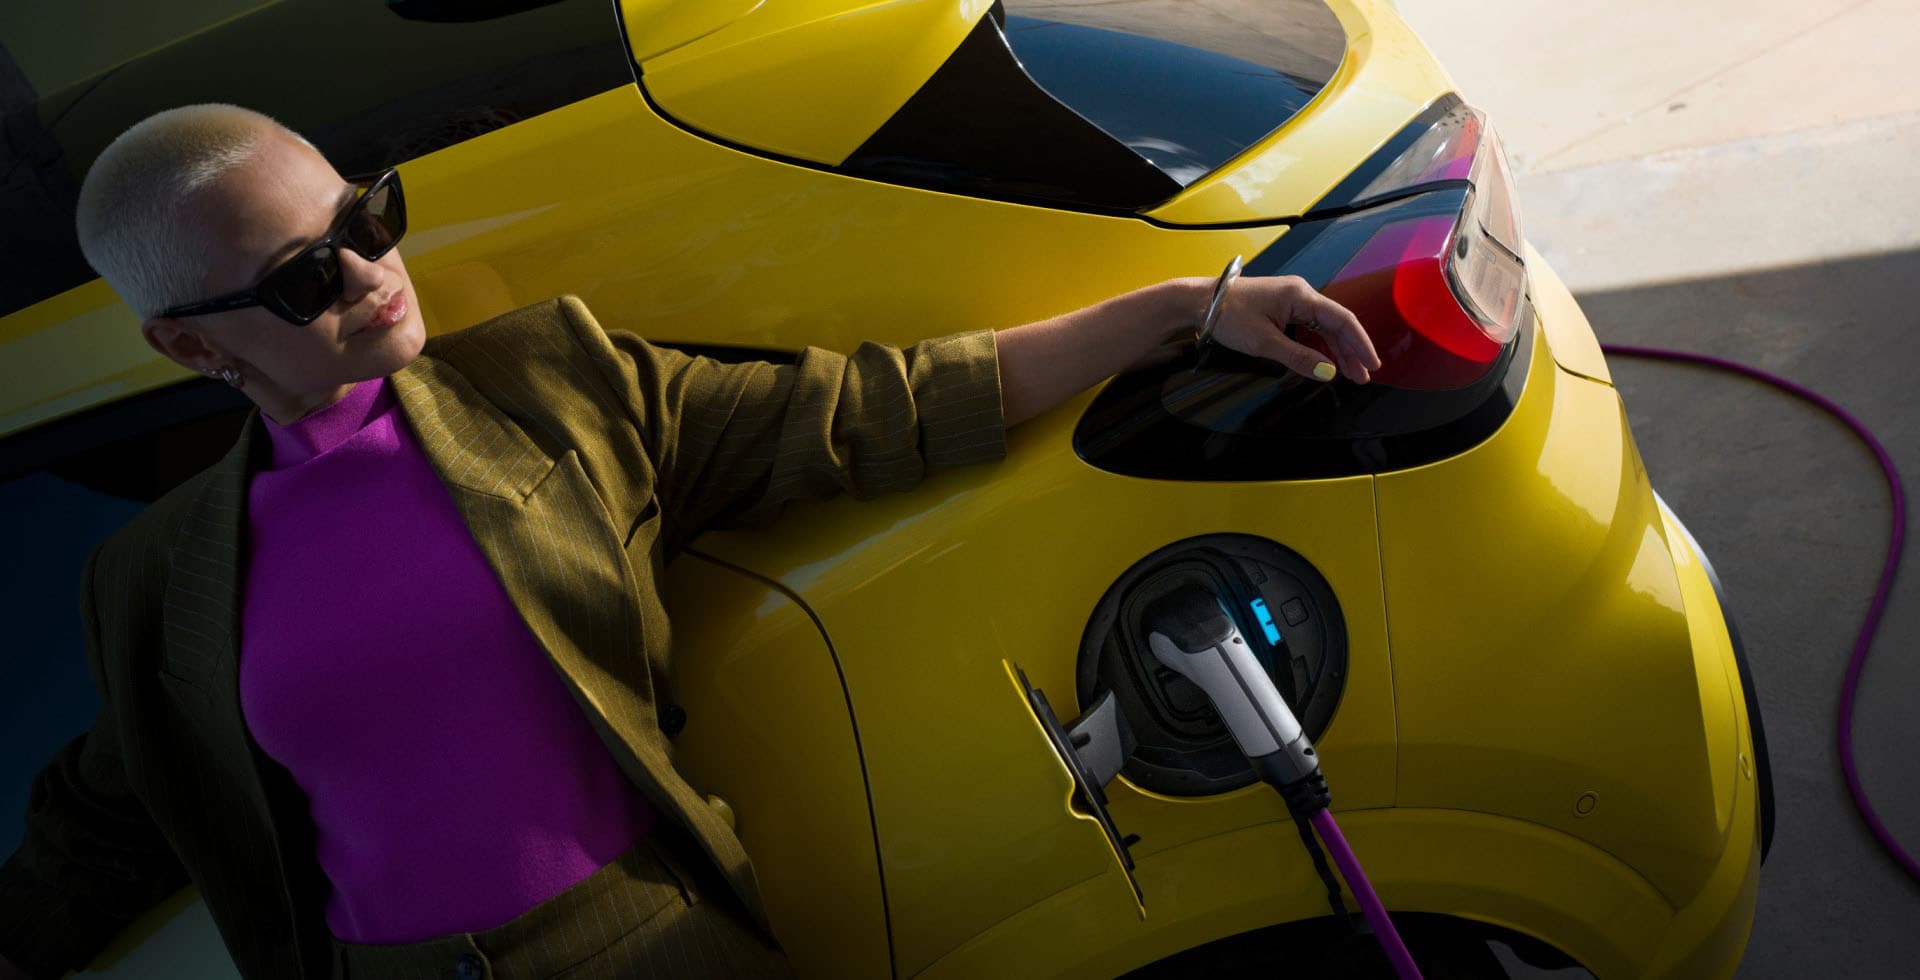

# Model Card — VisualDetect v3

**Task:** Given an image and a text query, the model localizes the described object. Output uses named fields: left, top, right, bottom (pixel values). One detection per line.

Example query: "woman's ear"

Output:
left=142, top=316, right=224, bottom=375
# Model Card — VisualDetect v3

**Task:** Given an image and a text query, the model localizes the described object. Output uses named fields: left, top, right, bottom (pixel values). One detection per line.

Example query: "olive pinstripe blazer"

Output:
left=0, top=296, right=1007, bottom=980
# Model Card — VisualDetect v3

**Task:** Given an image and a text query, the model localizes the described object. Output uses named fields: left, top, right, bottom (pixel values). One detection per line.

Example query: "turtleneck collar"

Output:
left=261, top=377, right=393, bottom=470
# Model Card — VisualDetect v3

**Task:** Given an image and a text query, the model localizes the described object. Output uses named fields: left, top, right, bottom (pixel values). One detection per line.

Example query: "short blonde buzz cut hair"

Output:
left=75, top=104, right=317, bottom=318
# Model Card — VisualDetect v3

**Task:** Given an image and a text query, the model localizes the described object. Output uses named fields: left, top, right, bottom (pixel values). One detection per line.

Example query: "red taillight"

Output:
left=1264, top=101, right=1527, bottom=390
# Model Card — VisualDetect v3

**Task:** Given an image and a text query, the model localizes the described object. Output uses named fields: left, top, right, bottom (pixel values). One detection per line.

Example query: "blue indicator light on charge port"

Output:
left=1250, top=598, right=1282, bottom=645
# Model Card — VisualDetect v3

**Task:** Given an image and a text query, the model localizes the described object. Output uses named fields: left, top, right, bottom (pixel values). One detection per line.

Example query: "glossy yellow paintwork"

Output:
left=1642, top=498, right=1762, bottom=980
left=1528, top=240, right=1614, bottom=384
left=0, top=82, right=1297, bottom=438
left=688, top=383, right=1397, bottom=975
left=1662, top=500, right=1744, bottom=837
left=1378, top=325, right=1728, bottom=906
left=7, top=0, right=1764, bottom=974
left=0, top=279, right=174, bottom=438
left=657, top=555, right=890, bottom=979
left=635, top=0, right=996, bottom=165
left=619, top=0, right=764, bottom=62
left=923, top=806, right=1677, bottom=980
left=675, top=292, right=1754, bottom=979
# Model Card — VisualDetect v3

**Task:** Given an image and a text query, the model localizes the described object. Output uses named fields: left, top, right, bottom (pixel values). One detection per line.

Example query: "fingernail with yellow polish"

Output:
left=1312, top=362, right=1337, bottom=382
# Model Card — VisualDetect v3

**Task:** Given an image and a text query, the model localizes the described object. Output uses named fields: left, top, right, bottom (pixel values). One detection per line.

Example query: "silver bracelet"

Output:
left=1195, top=254, right=1243, bottom=350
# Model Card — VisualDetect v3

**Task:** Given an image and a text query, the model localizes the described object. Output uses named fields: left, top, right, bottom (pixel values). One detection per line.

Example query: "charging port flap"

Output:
left=1010, top=662, right=1145, bottom=913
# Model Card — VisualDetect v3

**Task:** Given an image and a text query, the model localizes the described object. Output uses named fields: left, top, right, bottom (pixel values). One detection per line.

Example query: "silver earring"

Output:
left=218, top=366, right=244, bottom=389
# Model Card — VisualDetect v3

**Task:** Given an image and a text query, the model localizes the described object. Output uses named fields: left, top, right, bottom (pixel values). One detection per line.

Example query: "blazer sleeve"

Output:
left=562, top=300, right=1008, bottom=540
left=0, top=550, right=190, bottom=980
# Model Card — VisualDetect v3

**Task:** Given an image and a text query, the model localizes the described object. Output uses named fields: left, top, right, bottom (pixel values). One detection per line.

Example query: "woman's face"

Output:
left=141, top=127, right=427, bottom=423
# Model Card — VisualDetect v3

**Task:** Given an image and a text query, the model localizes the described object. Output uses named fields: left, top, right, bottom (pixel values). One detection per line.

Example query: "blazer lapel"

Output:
left=157, top=414, right=252, bottom=679
left=156, top=414, right=333, bottom=964
left=389, top=354, right=555, bottom=502
left=390, top=354, right=676, bottom=779
left=392, top=351, right=770, bottom=927
left=157, top=415, right=271, bottom=817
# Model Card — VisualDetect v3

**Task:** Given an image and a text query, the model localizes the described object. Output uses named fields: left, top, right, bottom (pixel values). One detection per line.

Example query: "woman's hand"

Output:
left=1208, top=275, right=1380, bottom=384
left=996, top=274, right=1382, bottom=428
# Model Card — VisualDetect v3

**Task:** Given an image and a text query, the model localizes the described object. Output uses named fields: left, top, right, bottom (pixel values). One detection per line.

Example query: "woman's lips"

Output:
left=359, top=292, right=407, bottom=335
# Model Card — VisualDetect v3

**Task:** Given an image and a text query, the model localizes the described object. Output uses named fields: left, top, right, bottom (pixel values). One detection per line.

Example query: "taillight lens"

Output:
left=1256, top=98, right=1528, bottom=390
left=1071, top=94, right=1538, bottom=482
left=1450, top=121, right=1526, bottom=330
left=1346, top=100, right=1483, bottom=195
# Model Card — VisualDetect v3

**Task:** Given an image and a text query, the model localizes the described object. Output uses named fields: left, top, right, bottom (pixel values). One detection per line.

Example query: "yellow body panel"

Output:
left=657, top=555, right=891, bottom=980
left=689, top=377, right=1397, bottom=975
left=1377, top=323, right=1731, bottom=906
left=923, top=807, right=1675, bottom=980
left=0, top=279, right=185, bottom=437
left=0, top=83, right=1297, bottom=438
left=1527, top=240, right=1614, bottom=385
left=636, top=0, right=995, bottom=165
left=620, top=0, right=765, bottom=62
left=717, top=296, right=1747, bottom=980
left=1640, top=499, right=1763, bottom=980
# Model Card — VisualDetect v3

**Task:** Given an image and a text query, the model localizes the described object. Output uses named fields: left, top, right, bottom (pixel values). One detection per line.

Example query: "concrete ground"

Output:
left=1394, top=1, right=1920, bottom=976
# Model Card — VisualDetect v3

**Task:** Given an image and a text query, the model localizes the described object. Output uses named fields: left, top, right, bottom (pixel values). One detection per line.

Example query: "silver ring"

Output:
left=1195, top=255, right=1243, bottom=348
left=219, top=366, right=244, bottom=389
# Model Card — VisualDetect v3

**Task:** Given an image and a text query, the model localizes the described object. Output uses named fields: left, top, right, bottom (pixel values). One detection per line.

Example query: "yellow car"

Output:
left=0, top=0, right=1767, bottom=977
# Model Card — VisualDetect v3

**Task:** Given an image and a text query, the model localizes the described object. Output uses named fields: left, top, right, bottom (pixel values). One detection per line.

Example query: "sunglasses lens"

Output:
left=251, top=171, right=402, bottom=325
left=263, top=243, right=342, bottom=322
left=345, top=181, right=404, bottom=260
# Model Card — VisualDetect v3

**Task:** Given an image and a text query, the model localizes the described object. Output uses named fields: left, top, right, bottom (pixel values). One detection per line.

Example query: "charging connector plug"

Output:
left=1143, top=585, right=1326, bottom=801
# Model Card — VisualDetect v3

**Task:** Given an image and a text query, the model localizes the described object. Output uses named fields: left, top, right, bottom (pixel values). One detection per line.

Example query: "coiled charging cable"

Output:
left=1602, top=344, right=1917, bottom=884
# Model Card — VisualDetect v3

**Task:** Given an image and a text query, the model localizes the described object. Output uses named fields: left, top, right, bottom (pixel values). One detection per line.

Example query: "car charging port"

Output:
left=1077, top=534, right=1348, bottom=798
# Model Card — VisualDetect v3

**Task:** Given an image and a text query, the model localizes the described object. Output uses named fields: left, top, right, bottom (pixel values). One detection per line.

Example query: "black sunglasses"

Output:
left=160, top=168, right=407, bottom=326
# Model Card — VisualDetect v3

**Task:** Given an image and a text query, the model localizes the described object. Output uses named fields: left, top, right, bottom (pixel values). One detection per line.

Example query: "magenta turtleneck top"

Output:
left=237, top=377, right=655, bottom=944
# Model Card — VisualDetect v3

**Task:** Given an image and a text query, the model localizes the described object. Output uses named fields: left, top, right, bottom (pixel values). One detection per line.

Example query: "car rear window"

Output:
left=0, top=0, right=632, bottom=319
left=837, top=0, right=1346, bottom=213
left=1004, top=0, right=1344, bottom=81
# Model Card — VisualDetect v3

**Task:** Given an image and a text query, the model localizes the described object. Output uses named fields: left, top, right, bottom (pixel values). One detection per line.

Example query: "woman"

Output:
left=0, top=104, right=1378, bottom=980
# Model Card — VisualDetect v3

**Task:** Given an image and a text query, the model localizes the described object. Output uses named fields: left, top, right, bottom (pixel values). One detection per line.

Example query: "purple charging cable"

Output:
left=1311, top=807, right=1424, bottom=979
left=1603, top=344, right=1917, bottom=884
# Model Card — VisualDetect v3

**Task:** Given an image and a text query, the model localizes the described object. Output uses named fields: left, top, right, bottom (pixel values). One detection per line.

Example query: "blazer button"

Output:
left=455, top=952, right=484, bottom=980
left=659, top=702, right=688, bottom=738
